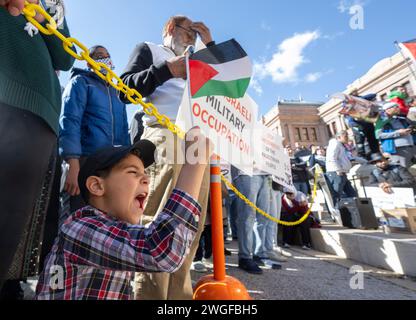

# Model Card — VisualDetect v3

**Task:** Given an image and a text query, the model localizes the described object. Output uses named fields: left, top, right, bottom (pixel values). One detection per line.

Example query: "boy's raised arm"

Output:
left=61, top=188, right=201, bottom=273
left=61, top=128, right=213, bottom=273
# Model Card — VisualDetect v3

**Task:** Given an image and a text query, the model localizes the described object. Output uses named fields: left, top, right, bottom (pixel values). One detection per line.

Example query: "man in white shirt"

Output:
left=119, top=16, right=214, bottom=300
left=326, top=130, right=357, bottom=207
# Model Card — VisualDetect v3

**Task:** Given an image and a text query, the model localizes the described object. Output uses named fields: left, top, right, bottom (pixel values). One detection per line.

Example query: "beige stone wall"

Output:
left=264, top=101, right=329, bottom=148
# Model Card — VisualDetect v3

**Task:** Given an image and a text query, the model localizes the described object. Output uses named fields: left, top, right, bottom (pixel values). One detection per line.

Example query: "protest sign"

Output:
left=253, top=122, right=293, bottom=189
left=176, top=86, right=257, bottom=175
left=358, top=187, right=416, bottom=217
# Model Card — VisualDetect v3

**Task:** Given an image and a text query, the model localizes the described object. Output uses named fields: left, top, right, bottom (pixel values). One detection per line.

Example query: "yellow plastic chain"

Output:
left=22, top=1, right=319, bottom=226
left=222, top=168, right=319, bottom=227
left=22, top=2, right=186, bottom=140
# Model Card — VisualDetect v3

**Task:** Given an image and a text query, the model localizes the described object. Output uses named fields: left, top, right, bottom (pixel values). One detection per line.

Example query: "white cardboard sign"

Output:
left=252, top=122, right=293, bottom=189
left=358, top=187, right=416, bottom=217
left=176, top=85, right=258, bottom=175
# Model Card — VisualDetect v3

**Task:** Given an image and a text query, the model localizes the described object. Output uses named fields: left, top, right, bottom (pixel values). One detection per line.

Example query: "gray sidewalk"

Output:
left=191, top=240, right=416, bottom=300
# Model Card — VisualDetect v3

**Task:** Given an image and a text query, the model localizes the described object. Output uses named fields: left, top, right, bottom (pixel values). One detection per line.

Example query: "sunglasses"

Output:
left=175, top=24, right=197, bottom=37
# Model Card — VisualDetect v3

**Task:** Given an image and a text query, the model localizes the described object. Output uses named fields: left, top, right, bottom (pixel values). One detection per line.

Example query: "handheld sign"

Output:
left=253, top=122, right=293, bottom=189
left=333, top=93, right=380, bottom=123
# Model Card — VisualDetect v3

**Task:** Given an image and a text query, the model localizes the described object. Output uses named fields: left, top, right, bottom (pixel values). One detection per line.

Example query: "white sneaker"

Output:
left=202, top=258, right=214, bottom=268
left=302, top=245, right=311, bottom=251
left=283, top=243, right=291, bottom=249
left=268, top=250, right=288, bottom=262
left=274, top=246, right=292, bottom=257
left=191, top=261, right=208, bottom=273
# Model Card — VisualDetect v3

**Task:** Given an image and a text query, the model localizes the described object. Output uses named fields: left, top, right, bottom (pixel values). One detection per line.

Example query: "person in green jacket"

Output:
left=0, top=0, right=74, bottom=295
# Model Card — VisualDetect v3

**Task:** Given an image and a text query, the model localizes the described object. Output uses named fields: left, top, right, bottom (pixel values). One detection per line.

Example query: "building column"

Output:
left=288, top=125, right=296, bottom=147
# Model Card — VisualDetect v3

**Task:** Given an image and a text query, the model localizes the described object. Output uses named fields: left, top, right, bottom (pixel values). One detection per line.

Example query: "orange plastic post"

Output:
left=210, top=154, right=226, bottom=281
left=193, top=154, right=251, bottom=300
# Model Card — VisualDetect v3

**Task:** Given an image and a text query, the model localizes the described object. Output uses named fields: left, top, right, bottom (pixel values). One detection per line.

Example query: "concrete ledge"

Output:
left=311, top=224, right=416, bottom=277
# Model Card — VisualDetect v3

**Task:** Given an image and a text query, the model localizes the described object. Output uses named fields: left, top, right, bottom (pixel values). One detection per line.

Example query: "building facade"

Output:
left=263, top=52, right=416, bottom=148
left=263, top=100, right=329, bottom=148
left=319, top=52, right=416, bottom=137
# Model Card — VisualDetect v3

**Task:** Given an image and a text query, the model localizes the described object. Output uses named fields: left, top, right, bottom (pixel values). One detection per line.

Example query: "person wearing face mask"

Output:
left=119, top=16, right=215, bottom=300
left=59, top=45, right=130, bottom=219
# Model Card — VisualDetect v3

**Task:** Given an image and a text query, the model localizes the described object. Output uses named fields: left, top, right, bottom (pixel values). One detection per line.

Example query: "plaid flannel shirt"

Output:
left=35, top=189, right=201, bottom=300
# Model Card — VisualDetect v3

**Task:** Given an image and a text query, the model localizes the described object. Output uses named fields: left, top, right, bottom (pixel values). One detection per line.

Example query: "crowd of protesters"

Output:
left=1, top=1, right=416, bottom=300
left=274, top=85, right=416, bottom=258
left=0, top=4, right=298, bottom=300
left=280, top=86, right=416, bottom=231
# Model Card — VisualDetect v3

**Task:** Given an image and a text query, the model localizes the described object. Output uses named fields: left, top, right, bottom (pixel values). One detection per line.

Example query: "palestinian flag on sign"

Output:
left=189, top=39, right=252, bottom=99
left=398, top=39, right=416, bottom=63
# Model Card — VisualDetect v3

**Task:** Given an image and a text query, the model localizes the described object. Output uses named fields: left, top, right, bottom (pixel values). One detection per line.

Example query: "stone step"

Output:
left=310, top=224, right=416, bottom=277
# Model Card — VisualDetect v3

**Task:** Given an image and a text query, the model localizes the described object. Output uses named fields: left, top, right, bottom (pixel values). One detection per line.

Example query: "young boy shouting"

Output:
left=36, top=128, right=212, bottom=300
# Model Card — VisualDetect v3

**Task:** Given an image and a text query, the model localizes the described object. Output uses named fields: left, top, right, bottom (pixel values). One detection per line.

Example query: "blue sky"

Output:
left=59, top=0, right=416, bottom=122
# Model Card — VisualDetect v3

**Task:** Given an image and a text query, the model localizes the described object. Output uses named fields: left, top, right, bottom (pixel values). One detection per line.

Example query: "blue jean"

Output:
left=259, top=189, right=282, bottom=254
left=326, top=172, right=357, bottom=208
left=235, top=175, right=270, bottom=260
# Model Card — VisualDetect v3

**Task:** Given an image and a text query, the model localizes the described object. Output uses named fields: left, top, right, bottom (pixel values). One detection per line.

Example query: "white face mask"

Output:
left=94, top=58, right=115, bottom=75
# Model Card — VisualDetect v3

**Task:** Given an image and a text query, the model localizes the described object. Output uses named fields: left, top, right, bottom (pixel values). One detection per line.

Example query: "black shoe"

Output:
left=271, top=262, right=282, bottom=270
left=224, top=248, right=232, bottom=256
left=238, top=258, right=263, bottom=274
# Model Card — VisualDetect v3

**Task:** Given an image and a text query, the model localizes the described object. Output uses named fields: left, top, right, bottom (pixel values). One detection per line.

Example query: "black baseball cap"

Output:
left=369, top=152, right=389, bottom=164
left=78, top=140, right=156, bottom=202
